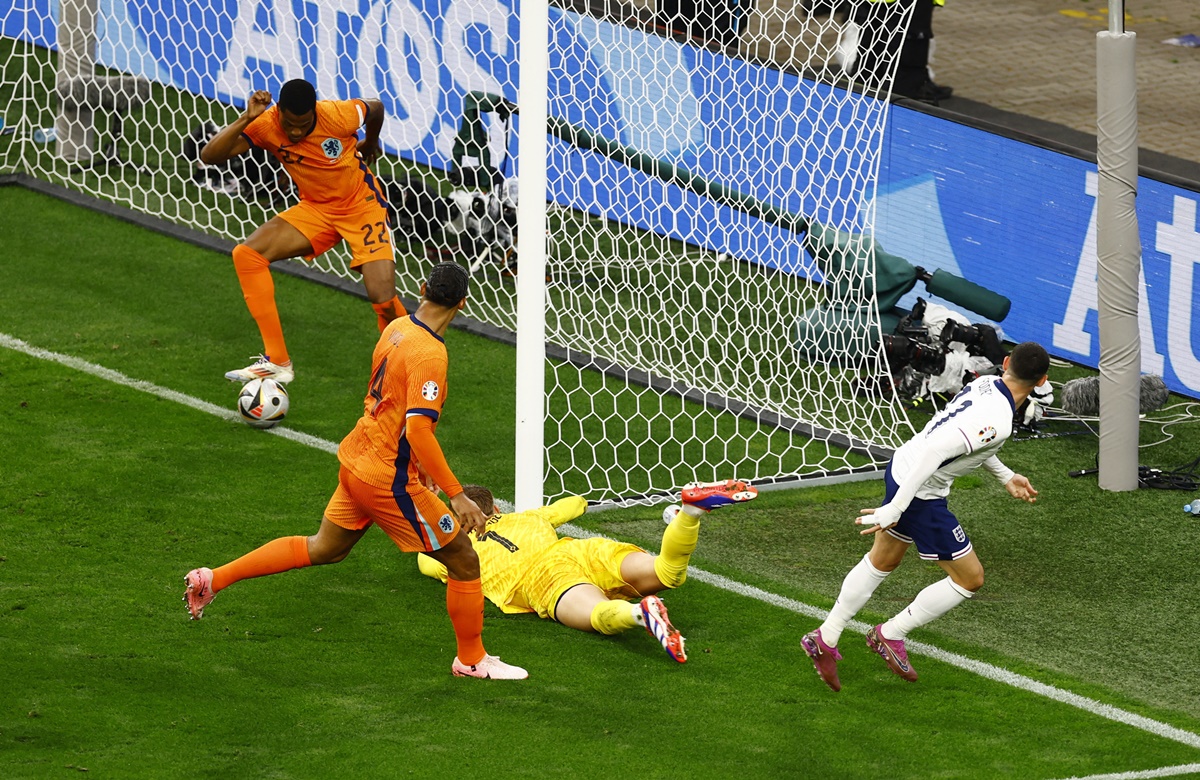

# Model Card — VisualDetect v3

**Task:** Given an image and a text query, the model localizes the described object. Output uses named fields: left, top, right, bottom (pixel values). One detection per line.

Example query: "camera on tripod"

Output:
left=872, top=297, right=1007, bottom=402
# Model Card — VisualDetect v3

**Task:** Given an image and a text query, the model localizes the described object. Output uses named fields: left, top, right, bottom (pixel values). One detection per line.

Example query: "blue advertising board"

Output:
left=4, top=0, right=1198, bottom=396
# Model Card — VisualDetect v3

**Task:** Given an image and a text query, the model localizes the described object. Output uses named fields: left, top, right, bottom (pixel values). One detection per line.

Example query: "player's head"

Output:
left=423, top=261, right=470, bottom=308
left=278, top=79, right=317, bottom=142
left=462, top=484, right=496, bottom=515
left=1004, top=341, right=1050, bottom=386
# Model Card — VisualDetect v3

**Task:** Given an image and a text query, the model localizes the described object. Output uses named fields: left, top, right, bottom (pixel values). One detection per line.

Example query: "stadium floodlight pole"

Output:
left=1095, top=0, right=1140, bottom=491
left=514, top=0, right=550, bottom=510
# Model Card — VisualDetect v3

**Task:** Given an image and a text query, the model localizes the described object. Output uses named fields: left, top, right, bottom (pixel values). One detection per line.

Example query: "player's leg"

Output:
left=385, top=485, right=524, bottom=680
left=552, top=570, right=687, bottom=663
left=553, top=582, right=633, bottom=633
left=224, top=216, right=313, bottom=381
left=867, top=506, right=976, bottom=683
left=817, top=530, right=909, bottom=647
left=184, top=471, right=371, bottom=619
left=341, top=207, right=404, bottom=331
left=801, top=530, right=909, bottom=691
left=650, top=479, right=759, bottom=590
left=359, top=258, right=406, bottom=331
left=226, top=204, right=339, bottom=383
left=877, top=551, right=980, bottom=645
left=183, top=519, right=364, bottom=620
left=426, top=533, right=526, bottom=680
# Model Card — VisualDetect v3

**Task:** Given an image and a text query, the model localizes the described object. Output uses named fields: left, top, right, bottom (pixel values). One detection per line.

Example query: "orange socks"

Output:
left=211, top=535, right=311, bottom=592
left=232, top=244, right=289, bottom=364
left=371, top=296, right=404, bottom=332
left=446, top=577, right=486, bottom=665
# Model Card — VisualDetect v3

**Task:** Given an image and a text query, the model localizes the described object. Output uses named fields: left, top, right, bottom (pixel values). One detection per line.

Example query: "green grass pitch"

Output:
left=2, top=185, right=1200, bottom=778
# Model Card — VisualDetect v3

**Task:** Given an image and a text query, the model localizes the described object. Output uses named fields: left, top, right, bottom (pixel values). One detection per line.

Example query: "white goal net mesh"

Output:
left=1, top=0, right=916, bottom=504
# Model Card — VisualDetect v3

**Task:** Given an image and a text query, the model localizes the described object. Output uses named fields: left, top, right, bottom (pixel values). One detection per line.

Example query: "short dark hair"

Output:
left=462, top=484, right=495, bottom=515
left=1007, top=341, right=1050, bottom=385
left=425, top=262, right=469, bottom=307
left=279, top=79, right=316, bottom=115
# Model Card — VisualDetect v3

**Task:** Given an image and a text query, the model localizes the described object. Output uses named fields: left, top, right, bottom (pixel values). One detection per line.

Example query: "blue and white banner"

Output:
left=880, top=111, right=1199, bottom=398
left=5, top=0, right=1199, bottom=397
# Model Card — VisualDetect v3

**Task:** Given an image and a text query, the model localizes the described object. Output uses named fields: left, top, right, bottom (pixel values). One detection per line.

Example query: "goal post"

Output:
left=2, top=0, right=924, bottom=506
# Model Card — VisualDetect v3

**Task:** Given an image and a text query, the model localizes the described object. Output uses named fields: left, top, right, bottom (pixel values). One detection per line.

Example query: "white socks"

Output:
left=819, top=553, right=891, bottom=647
left=881, top=577, right=974, bottom=641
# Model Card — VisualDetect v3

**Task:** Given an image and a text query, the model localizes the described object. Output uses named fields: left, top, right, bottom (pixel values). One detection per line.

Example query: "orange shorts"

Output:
left=324, top=466, right=460, bottom=552
left=279, top=199, right=394, bottom=268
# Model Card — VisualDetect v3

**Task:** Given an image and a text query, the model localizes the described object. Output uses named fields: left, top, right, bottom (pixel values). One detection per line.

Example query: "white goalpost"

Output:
left=1, top=0, right=922, bottom=507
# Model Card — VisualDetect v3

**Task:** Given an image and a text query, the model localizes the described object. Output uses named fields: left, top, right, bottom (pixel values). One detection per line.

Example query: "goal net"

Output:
left=1, top=0, right=917, bottom=505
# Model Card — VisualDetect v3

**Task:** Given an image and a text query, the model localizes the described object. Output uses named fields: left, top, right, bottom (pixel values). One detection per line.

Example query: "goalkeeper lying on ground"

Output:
left=418, top=480, right=757, bottom=662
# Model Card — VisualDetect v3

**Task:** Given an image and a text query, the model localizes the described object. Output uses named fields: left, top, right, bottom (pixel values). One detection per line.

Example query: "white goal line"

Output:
left=1049, top=763, right=1200, bottom=780
left=4, top=331, right=1199, bottom=758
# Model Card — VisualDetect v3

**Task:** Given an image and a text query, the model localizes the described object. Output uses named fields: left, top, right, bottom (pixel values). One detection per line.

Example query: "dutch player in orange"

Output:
left=184, top=262, right=528, bottom=680
left=200, top=78, right=406, bottom=385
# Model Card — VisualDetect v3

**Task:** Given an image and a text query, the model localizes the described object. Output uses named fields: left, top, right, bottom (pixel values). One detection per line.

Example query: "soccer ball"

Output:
left=236, top=377, right=289, bottom=428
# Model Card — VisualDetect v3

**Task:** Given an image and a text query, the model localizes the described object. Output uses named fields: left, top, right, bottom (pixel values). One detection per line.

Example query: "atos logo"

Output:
left=125, top=0, right=521, bottom=157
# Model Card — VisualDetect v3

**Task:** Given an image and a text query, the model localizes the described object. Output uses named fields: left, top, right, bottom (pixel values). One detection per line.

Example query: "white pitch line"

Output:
left=561, top=521, right=1200, bottom=751
left=0, top=333, right=337, bottom=455
left=5, top=332, right=1200, bottom=755
left=1049, top=763, right=1200, bottom=780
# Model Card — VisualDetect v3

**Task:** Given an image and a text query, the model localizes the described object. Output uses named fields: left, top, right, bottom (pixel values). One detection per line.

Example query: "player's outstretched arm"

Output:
left=1004, top=474, right=1038, bottom=503
left=545, top=496, right=588, bottom=528
left=200, top=90, right=271, bottom=164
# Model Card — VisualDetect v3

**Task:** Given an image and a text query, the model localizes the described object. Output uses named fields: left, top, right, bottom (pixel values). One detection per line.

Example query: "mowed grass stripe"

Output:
left=6, top=330, right=1198, bottom=755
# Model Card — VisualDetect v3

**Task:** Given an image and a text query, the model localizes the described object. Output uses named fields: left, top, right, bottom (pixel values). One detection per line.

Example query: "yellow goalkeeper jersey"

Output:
left=418, top=496, right=588, bottom=612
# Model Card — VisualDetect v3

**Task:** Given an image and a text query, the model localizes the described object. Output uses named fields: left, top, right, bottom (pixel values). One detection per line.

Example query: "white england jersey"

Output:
left=890, top=375, right=1018, bottom=501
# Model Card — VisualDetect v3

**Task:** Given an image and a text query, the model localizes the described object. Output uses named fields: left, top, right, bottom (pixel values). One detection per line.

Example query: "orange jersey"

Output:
left=242, top=99, right=387, bottom=210
left=338, top=315, right=454, bottom=493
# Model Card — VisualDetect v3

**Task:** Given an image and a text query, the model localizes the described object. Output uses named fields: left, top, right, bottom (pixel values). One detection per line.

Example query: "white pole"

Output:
left=1096, top=0, right=1140, bottom=491
left=55, top=0, right=97, bottom=162
left=514, top=0, right=549, bottom=510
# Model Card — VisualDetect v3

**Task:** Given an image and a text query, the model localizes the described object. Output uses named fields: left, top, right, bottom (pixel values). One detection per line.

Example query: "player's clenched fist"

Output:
left=244, top=90, right=273, bottom=119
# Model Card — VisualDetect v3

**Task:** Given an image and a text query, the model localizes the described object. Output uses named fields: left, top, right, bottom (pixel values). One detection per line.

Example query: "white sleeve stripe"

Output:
left=356, top=103, right=365, bottom=126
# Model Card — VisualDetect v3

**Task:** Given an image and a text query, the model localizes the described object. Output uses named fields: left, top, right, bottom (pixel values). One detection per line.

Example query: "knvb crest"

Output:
left=322, top=138, right=342, bottom=159
left=438, top=514, right=454, bottom=533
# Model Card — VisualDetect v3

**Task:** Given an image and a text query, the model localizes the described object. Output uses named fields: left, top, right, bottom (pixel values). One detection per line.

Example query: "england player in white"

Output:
left=802, top=342, right=1050, bottom=691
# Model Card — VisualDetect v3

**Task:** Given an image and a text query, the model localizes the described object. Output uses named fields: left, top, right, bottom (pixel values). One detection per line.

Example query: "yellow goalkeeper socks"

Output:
left=589, top=599, right=640, bottom=635
left=653, top=510, right=700, bottom=588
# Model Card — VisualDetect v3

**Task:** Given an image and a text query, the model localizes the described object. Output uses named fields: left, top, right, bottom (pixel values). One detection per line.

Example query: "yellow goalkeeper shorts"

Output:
left=515, top=537, right=645, bottom=620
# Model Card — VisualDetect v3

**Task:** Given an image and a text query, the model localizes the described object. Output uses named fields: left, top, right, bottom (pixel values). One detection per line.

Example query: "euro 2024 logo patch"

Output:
left=977, top=426, right=997, bottom=444
left=321, top=138, right=342, bottom=159
left=421, top=380, right=439, bottom=401
left=438, top=514, right=454, bottom=533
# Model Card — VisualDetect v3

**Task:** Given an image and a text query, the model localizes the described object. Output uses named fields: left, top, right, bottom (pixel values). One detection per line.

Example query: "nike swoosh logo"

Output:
left=369, top=247, right=387, bottom=253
